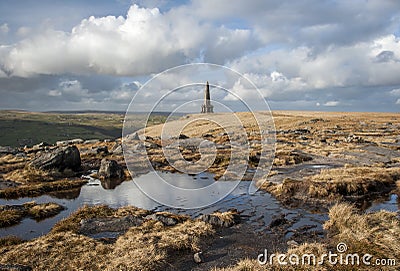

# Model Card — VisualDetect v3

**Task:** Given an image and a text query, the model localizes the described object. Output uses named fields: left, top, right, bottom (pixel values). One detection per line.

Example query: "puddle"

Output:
left=0, top=171, right=398, bottom=240
left=366, top=194, right=399, bottom=213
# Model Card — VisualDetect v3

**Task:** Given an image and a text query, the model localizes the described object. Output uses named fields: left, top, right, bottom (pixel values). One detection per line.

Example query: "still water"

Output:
left=0, top=171, right=398, bottom=239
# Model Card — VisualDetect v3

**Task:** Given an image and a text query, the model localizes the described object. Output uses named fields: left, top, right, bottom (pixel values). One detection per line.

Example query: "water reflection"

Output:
left=0, top=172, right=398, bottom=240
left=100, top=178, right=123, bottom=189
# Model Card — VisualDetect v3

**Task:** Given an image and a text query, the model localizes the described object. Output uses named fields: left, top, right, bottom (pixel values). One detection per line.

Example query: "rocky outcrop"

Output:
left=145, top=212, right=188, bottom=226
left=0, top=146, right=19, bottom=155
left=198, top=209, right=241, bottom=227
left=56, top=139, right=84, bottom=146
left=79, top=215, right=143, bottom=234
left=29, top=146, right=81, bottom=171
left=98, top=159, right=124, bottom=179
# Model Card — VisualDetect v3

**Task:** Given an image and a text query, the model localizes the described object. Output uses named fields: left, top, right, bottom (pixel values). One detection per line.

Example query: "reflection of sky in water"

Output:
left=0, top=172, right=398, bottom=240
left=366, top=194, right=398, bottom=213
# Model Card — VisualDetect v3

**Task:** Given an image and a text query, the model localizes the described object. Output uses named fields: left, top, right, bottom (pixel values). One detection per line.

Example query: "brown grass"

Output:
left=0, top=235, right=24, bottom=247
left=261, top=166, right=400, bottom=206
left=0, top=209, right=24, bottom=227
left=324, top=203, right=400, bottom=260
left=0, top=201, right=64, bottom=227
left=51, top=205, right=117, bottom=233
left=212, top=243, right=329, bottom=271
left=27, top=202, right=65, bottom=220
left=0, top=179, right=87, bottom=199
left=214, top=204, right=399, bottom=271
left=0, top=206, right=214, bottom=271
left=307, top=166, right=400, bottom=198
left=4, top=166, right=54, bottom=183
left=0, top=154, right=25, bottom=166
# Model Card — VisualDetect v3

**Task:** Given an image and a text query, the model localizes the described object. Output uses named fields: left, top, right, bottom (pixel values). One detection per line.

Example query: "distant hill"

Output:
left=0, top=110, right=180, bottom=147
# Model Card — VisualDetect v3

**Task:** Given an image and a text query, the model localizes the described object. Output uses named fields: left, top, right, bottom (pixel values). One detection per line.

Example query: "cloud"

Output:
left=0, top=1, right=400, bottom=112
left=324, top=101, right=339, bottom=107
left=390, top=88, right=400, bottom=96
left=396, top=99, right=400, bottom=105
left=48, top=89, right=61, bottom=96
left=0, top=23, right=8, bottom=34
left=0, top=4, right=261, bottom=77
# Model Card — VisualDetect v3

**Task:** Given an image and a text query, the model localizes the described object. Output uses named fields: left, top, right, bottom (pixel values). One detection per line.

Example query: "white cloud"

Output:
left=390, top=88, right=400, bottom=96
left=0, top=23, right=9, bottom=34
left=16, top=26, right=31, bottom=37
left=48, top=89, right=61, bottom=96
left=396, top=99, right=400, bottom=105
left=0, top=4, right=261, bottom=77
left=324, top=101, right=339, bottom=107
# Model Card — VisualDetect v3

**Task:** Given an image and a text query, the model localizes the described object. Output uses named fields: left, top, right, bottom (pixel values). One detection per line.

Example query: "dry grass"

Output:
left=307, top=166, right=400, bottom=198
left=51, top=205, right=117, bottom=233
left=4, top=166, right=54, bottom=183
left=261, top=166, right=399, bottom=206
left=0, top=201, right=64, bottom=227
left=0, top=179, right=87, bottom=199
left=0, top=154, right=25, bottom=166
left=324, top=203, right=400, bottom=260
left=27, top=202, right=65, bottom=220
left=0, top=231, right=112, bottom=270
left=0, top=235, right=24, bottom=247
left=0, top=209, right=24, bottom=227
left=0, top=206, right=214, bottom=271
left=273, top=150, right=312, bottom=166
left=212, top=243, right=329, bottom=271
left=109, top=220, right=213, bottom=270
left=213, top=204, right=399, bottom=271
left=199, top=209, right=241, bottom=227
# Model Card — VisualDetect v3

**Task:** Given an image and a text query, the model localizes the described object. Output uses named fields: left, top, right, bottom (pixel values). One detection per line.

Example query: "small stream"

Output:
left=0, top=170, right=398, bottom=240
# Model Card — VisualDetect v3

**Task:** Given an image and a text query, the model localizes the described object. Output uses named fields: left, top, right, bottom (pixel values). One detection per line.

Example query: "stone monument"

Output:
left=201, top=81, right=214, bottom=113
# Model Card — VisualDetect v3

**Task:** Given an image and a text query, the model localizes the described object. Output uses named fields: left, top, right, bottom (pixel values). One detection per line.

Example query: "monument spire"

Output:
left=201, top=81, right=214, bottom=113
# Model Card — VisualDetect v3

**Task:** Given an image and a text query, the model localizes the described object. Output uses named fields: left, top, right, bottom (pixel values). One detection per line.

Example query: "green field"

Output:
left=0, top=111, right=171, bottom=147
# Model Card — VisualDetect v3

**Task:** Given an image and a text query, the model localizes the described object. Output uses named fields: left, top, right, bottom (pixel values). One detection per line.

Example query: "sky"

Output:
left=0, top=0, right=400, bottom=112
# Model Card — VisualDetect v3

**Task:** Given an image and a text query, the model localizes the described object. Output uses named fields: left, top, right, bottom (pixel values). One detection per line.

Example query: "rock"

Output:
left=198, top=209, right=241, bottom=227
left=111, top=143, right=123, bottom=155
left=56, top=141, right=67, bottom=146
left=83, top=139, right=100, bottom=144
left=15, top=152, right=27, bottom=158
left=125, top=132, right=140, bottom=141
left=293, top=129, right=310, bottom=135
left=98, top=158, right=124, bottom=179
left=30, top=145, right=81, bottom=171
left=269, top=214, right=288, bottom=228
left=70, top=138, right=84, bottom=144
left=56, top=138, right=84, bottom=146
left=193, top=252, right=204, bottom=264
left=100, top=178, right=123, bottom=189
left=0, top=263, right=32, bottom=271
left=145, top=213, right=186, bottom=226
left=178, top=134, right=189, bottom=139
left=0, top=146, right=19, bottom=155
left=345, top=134, right=365, bottom=143
left=32, top=142, right=50, bottom=151
left=79, top=215, right=143, bottom=234
left=143, top=141, right=159, bottom=149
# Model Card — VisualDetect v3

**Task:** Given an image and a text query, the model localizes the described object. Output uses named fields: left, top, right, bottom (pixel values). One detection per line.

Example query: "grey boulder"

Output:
left=30, top=145, right=81, bottom=171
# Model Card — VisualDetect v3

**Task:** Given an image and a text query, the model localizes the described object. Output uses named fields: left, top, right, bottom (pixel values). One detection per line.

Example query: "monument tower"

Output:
left=201, top=81, right=214, bottom=113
